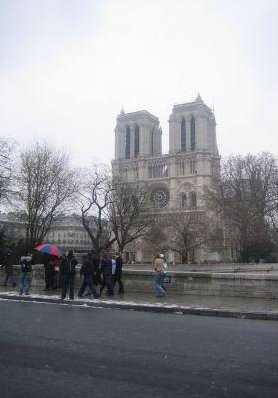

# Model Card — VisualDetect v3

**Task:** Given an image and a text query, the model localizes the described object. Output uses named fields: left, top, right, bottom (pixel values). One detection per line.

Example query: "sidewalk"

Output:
left=1, top=284, right=278, bottom=321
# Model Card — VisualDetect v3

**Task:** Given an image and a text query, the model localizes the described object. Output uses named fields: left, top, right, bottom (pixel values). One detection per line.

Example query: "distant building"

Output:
left=112, top=95, right=222, bottom=263
left=45, top=215, right=93, bottom=253
left=0, top=213, right=93, bottom=254
left=0, top=213, right=25, bottom=244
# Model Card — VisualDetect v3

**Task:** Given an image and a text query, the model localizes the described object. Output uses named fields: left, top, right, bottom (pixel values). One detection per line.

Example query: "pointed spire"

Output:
left=195, top=93, right=203, bottom=103
left=120, top=107, right=125, bottom=114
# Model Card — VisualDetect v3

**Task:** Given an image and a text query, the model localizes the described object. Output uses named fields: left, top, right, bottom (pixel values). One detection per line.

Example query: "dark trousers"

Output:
left=113, top=272, right=124, bottom=294
left=52, top=271, right=59, bottom=289
left=3, top=271, right=16, bottom=286
left=78, top=275, right=99, bottom=298
left=100, top=273, right=114, bottom=296
left=61, top=274, right=75, bottom=299
left=45, top=270, right=55, bottom=290
left=19, top=272, right=32, bottom=295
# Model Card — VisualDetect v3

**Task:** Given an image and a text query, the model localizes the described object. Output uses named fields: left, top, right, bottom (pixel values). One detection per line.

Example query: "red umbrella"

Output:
left=35, top=244, right=63, bottom=257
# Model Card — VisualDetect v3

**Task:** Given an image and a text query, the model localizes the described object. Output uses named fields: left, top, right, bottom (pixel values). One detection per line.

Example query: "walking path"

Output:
left=1, top=284, right=277, bottom=321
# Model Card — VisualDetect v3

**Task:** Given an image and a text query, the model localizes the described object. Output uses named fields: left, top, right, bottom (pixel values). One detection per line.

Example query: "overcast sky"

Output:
left=0, top=0, right=277, bottom=167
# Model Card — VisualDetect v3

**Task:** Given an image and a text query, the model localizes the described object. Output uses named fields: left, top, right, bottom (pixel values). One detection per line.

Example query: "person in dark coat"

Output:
left=113, top=251, right=124, bottom=294
left=90, top=251, right=102, bottom=288
left=43, top=254, right=55, bottom=291
left=78, top=252, right=100, bottom=298
left=100, top=251, right=114, bottom=296
left=1, top=252, right=16, bottom=287
left=60, top=250, right=78, bottom=300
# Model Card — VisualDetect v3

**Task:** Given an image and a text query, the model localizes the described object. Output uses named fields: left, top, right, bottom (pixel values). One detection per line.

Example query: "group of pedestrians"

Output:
left=59, top=249, right=124, bottom=300
left=2, top=249, right=169, bottom=299
left=1, top=248, right=125, bottom=300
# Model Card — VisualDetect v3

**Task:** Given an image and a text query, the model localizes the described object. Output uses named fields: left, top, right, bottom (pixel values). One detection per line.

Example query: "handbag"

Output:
left=162, top=275, right=171, bottom=283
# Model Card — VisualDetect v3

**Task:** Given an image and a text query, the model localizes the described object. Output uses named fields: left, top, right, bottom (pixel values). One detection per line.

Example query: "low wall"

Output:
left=123, top=269, right=278, bottom=299
left=2, top=265, right=278, bottom=299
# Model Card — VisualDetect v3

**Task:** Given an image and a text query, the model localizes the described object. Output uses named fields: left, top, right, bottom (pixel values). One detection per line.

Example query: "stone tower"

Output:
left=169, top=94, right=218, bottom=156
left=115, top=110, right=162, bottom=161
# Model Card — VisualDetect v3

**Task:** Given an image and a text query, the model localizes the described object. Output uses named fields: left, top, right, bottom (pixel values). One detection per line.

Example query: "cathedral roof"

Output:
left=172, top=94, right=212, bottom=115
left=117, top=109, right=159, bottom=122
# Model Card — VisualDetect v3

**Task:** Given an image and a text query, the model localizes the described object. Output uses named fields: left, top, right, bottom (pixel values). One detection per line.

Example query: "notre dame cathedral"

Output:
left=112, top=95, right=222, bottom=264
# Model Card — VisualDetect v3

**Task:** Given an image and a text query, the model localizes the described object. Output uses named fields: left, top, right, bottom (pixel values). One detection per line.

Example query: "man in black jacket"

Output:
left=113, top=252, right=124, bottom=294
left=60, top=250, right=78, bottom=300
left=78, top=252, right=100, bottom=298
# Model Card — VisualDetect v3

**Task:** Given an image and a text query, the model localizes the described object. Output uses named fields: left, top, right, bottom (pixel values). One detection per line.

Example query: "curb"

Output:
left=1, top=293, right=278, bottom=321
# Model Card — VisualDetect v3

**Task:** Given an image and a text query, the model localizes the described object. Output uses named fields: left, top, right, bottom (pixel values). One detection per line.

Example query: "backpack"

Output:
left=22, top=259, right=32, bottom=272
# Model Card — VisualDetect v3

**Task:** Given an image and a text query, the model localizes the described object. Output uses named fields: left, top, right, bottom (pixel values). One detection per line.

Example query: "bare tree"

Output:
left=16, top=141, right=76, bottom=251
left=75, top=164, right=116, bottom=254
left=109, top=181, right=152, bottom=252
left=0, top=137, right=15, bottom=204
left=206, top=152, right=278, bottom=262
left=167, top=211, right=210, bottom=263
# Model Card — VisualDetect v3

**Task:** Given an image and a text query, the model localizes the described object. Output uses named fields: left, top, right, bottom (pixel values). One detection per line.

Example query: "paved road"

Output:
left=0, top=300, right=277, bottom=398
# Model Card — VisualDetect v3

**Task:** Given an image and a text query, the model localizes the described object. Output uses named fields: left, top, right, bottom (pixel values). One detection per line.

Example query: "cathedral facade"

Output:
left=112, top=95, right=221, bottom=264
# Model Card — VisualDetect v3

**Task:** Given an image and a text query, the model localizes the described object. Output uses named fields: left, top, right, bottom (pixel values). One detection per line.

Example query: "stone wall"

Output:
left=123, top=269, right=278, bottom=299
left=3, top=265, right=278, bottom=299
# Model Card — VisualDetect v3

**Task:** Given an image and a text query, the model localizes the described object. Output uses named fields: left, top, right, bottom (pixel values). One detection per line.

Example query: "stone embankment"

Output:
left=3, top=263, right=278, bottom=299
left=123, top=263, right=278, bottom=299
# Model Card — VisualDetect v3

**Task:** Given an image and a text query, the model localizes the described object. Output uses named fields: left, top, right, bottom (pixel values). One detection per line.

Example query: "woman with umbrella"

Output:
left=35, top=244, right=63, bottom=291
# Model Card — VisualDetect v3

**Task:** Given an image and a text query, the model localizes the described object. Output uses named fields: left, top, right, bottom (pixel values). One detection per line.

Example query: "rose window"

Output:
left=151, top=188, right=169, bottom=208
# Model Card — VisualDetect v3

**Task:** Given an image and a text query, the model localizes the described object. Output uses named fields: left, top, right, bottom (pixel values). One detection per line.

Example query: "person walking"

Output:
left=19, top=254, right=33, bottom=295
left=153, top=253, right=166, bottom=297
left=78, top=252, right=100, bottom=298
left=100, top=251, right=114, bottom=296
left=1, top=252, right=16, bottom=287
left=113, top=251, right=124, bottom=294
left=60, top=250, right=78, bottom=300
left=43, top=254, right=55, bottom=291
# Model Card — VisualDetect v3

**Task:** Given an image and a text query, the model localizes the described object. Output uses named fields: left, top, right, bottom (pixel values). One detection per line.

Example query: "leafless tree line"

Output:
left=206, top=152, right=278, bottom=262
left=0, top=138, right=151, bottom=254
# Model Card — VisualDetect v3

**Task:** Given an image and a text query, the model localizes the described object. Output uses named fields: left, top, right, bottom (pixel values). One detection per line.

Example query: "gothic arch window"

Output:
left=190, top=160, right=196, bottom=174
left=190, top=192, right=197, bottom=209
left=181, top=193, right=187, bottom=208
left=134, top=125, right=140, bottom=157
left=151, top=128, right=154, bottom=156
left=190, top=116, right=196, bottom=150
left=181, top=117, right=186, bottom=152
left=125, top=126, right=131, bottom=159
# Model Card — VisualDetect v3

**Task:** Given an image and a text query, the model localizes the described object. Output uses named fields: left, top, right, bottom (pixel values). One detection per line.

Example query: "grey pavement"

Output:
left=2, top=300, right=278, bottom=398
left=1, top=283, right=278, bottom=321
